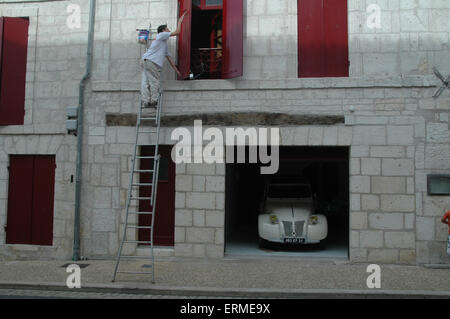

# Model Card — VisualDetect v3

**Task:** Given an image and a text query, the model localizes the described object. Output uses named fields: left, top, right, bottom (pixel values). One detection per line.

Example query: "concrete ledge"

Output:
left=92, top=76, right=438, bottom=92
left=0, top=281, right=449, bottom=299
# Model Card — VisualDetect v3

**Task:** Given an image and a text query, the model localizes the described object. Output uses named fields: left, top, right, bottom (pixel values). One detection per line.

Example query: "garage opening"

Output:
left=225, top=146, right=349, bottom=259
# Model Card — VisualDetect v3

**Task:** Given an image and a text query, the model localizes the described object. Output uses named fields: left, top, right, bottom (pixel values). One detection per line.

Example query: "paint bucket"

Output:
left=138, top=29, right=149, bottom=44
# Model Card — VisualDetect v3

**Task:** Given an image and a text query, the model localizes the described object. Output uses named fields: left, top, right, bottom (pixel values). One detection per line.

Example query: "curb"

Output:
left=0, top=282, right=449, bottom=299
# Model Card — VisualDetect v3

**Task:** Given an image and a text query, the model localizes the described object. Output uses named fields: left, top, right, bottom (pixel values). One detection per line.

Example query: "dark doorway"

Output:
left=138, top=146, right=175, bottom=246
left=225, top=146, right=349, bottom=258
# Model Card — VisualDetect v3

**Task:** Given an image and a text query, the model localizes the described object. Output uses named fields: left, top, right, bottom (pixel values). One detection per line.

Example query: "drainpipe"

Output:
left=73, top=0, right=96, bottom=261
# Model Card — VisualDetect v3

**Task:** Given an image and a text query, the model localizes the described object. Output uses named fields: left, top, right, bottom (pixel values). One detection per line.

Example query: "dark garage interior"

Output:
left=225, top=146, right=349, bottom=258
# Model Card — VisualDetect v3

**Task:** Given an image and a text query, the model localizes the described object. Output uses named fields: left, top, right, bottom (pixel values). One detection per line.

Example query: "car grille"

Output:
left=282, top=221, right=305, bottom=237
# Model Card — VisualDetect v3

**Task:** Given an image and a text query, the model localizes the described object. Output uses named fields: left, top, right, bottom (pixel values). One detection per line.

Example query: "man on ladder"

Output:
left=141, top=10, right=189, bottom=108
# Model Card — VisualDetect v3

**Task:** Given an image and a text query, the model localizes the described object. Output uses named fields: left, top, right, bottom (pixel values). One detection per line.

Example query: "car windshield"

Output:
left=268, top=184, right=311, bottom=198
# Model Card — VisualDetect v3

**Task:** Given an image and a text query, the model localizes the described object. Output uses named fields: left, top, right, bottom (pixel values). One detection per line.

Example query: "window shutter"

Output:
left=6, top=156, right=34, bottom=245
left=298, top=0, right=348, bottom=78
left=222, top=0, right=243, bottom=79
left=323, top=0, right=348, bottom=77
left=0, top=17, right=29, bottom=125
left=31, top=156, right=56, bottom=246
left=298, top=0, right=324, bottom=77
left=177, top=0, right=192, bottom=79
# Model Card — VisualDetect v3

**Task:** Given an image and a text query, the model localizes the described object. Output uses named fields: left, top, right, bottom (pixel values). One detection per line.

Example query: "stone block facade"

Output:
left=0, top=0, right=449, bottom=265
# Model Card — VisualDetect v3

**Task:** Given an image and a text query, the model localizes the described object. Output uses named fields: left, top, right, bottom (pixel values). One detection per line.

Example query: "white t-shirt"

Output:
left=142, top=32, right=171, bottom=67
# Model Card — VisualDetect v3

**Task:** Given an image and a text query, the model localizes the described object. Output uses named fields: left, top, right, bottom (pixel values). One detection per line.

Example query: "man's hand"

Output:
left=171, top=10, right=190, bottom=36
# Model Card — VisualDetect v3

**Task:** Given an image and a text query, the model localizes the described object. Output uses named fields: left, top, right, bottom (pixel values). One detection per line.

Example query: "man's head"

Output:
left=158, top=25, right=170, bottom=33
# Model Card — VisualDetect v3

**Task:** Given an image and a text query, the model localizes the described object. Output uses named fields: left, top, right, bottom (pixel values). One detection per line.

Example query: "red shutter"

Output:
left=298, top=0, right=324, bottom=77
left=323, top=0, right=348, bottom=77
left=31, top=156, right=55, bottom=246
left=177, top=0, right=192, bottom=79
left=6, top=156, right=34, bottom=244
left=222, top=0, right=243, bottom=79
left=0, top=17, right=29, bottom=125
left=0, top=18, right=3, bottom=85
left=298, top=0, right=348, bottom=77
left=6, top=155, right=55, bottom=245
left=139, top=146, right=175, bottom=246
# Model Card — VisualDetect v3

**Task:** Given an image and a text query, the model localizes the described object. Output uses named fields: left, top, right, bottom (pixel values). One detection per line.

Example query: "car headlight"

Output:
left=269, top=215, right=279, bottom=225
left=310, top=215, right=319, bottom=225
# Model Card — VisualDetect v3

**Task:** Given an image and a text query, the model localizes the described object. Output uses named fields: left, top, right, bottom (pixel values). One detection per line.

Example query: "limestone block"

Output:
left=385, top=231, right=415, bottom=249
left=351, top=212, right=367, bottom=230
left=382, top=159, right=414, bottom=176
left=371, top=176, right=406, bottom=194
left=387, top=126, right=414, bottom=145
left=360, top=231, right=384, bottom=248
left=416, top=216, right=435, bottom=241
left=361, top=158, right=381, bottom=175
left=353, top=126, right=386, bottom=145
left=176, top=175, right=193, bottom=192
left=368, top=249, right=399, bottom=263
left=186, top=227, right=215, bottom=243
left=186, top=192, right=216, bottom=210
left=205, top=176, right=225, bottom=192
left=369, top=213, right=404, bottom=230
left=361, top=194, right=380, bottom=211
left=175, top=209, right=193, bottom=227
left=350, top=176, right=370, bottom=193
left=381, top=195, right=415, bottom=212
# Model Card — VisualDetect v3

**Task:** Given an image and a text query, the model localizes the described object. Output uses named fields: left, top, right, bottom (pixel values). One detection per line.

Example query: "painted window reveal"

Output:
left=177, top=0, right=243, bottom=80
left=6, top=155, right=56, bottom=246
left=0, top=17, right=29, bottom=125
left=297, top=0, right=349, bottom=78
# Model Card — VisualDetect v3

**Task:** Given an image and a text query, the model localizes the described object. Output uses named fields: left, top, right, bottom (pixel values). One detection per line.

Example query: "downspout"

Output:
left=73, top=0, right=96, bottom=261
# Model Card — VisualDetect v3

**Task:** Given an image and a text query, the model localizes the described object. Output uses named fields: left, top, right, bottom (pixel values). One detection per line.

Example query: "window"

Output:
left=297, top=0, right=349, bottom=77
left=177, top=0, right=243, bottom=80
left=0, top=17, right=29, bottom=125
left=6, top=155, right=56, bottom=245
left=427, top=175, right=450, bottom=196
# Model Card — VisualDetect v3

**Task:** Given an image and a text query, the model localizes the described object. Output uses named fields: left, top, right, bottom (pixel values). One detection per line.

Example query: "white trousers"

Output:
left=141, top=60, right=162, bottom=104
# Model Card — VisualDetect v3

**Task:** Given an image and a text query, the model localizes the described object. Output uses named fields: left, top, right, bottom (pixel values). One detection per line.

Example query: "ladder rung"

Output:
left=116, top=271, right=153, bottom=275
left=130, top=212, right=153, bottom=215
left=130, top=197, right=152, bottom=201
left=138, top=130, right=157, bottom=134
left=124, top=240, right=153, bottom=244
left=136, top=156, right=156, bottom=159
left=132, top=183, right=153, bottom=187
left=119, top=256, right=154, bottom=260
left=140, top=117, right=157, bottom=120
left=126, top=225, right=152, bottom=229
left=134, top=169, right=154, bottom=173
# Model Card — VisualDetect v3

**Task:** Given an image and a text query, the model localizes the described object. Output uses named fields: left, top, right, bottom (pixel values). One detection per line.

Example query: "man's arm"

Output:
left=166, top=56, right=182, bottom=78
left=171, top=10, right=189, bottom=37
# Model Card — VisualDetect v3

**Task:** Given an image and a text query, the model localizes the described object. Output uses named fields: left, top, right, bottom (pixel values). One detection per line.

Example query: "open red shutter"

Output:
left=177, top=0, right=192, bottom=79
left=298, top=0, right=324, bottom=77
left=0, top=17, right=29, bottom=125
left=6, top=156, right=34, bottom=244
left=222, top=0, right=243, bottom=79
left=323, top=0, right=348, bottom=77
left=0, top=18, right=3, bottom=87
left=31, top=156, right=55, bottom=246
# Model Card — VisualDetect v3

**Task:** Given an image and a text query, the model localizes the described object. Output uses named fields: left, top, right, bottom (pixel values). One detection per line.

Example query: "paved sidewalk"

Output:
left=0, top=258, right=449, bottom=298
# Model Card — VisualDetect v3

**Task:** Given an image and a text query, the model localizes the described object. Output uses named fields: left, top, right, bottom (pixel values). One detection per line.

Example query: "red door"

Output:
left=6, top=155, right=55, bottom=245
left=222, top=0, right=243, bottom=79
left=177, top=0, right=193, bottom=79
left=298, top=0, right=348, bottom=77
left=138, top=146, right=176, bottom=246
left=0, top=17, right=29, bottom=125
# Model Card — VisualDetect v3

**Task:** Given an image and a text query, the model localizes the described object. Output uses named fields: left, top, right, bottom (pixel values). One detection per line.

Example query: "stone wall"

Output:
left=0, top=0, right=448, bottom=264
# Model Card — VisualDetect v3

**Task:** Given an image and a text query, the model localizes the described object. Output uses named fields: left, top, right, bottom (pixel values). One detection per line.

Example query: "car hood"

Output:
left=266, top=201, right=312, bottom=221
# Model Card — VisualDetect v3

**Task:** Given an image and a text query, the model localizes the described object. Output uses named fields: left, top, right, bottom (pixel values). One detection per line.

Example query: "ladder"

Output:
left=112, top=92, right=163, bottom=283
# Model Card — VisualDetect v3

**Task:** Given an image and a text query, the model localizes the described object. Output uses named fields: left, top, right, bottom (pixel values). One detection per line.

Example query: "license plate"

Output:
left=284, top=238, right=305, bottom=244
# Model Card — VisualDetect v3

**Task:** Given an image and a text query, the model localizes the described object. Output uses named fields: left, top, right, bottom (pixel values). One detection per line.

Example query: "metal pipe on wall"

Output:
left=73, top=0, right=96, bottom=261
